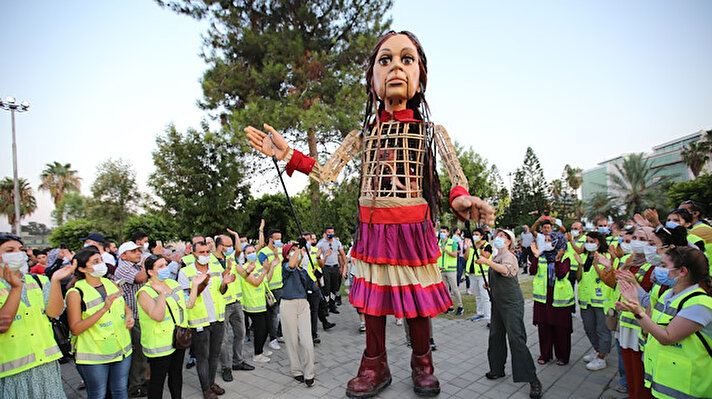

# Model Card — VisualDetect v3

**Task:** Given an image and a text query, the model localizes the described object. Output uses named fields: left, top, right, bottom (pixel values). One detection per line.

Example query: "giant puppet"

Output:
left=245, top=31, right=495, bottom=398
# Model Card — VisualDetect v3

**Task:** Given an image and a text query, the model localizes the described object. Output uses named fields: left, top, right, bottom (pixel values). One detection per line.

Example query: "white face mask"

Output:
left=472, top=235, right=481, bottom=243
left=89, top=262, right=108, bottom=278
left=2, top=251, right=28, bottom=271
left=620, top=242, right=632, bottom=254
left=197, top=255, right=211, bottom=265
left=543, top=242, right=555, bottom=252
left=630, top=240, right=647, bottom=254
left=584, top=243, right=599, bottom=252
left=571, top=230, right=580, bottom=238
left=142, top=243, right=149, bottom=250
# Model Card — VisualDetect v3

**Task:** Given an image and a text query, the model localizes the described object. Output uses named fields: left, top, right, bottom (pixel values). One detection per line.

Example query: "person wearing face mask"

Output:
left=258, top=229, right=285, bottom=351
left=178, top=241, right=233, bottom=399
left=81, top=233, right=117, bottom=279
left=182, top=235, right=206, bottom=266
left=616, top=246, right=712, bottom=399
left=475, top=229, right=542, bottom=399
left=214, top=235, right=255, bottom=383
left=238, top=244, right=273, bottom=363
left=280, top=243, right=318, bottom=387
left=132, top=231, right=150, bottom=253
left=137, top=255, right=197, bottom=399
left=300, top=232, right=335, bottom=343
left=437, top=226, right=463, bottom=315
left=465, top=228, right=492, bottom=324
left=597, top=227, right=655, bottom=398
left=680, top=200, right=712, bottom=256
left=530, top=232, right=574, bottom=366
left=67, top=246, right=134, bottom=399
left=0, top=235, right=74, bottom=398
left=571, top=232, right=613, bottom=371
left=315, top=226, right=346, bottom=313
left=114, top=241, right=149, bottom=397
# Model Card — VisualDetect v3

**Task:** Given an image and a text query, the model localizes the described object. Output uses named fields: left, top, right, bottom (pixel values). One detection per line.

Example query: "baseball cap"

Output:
left=118, top=241, right=140, bottom=257
left=80, top=233, right=105, bottom=243
left=495, top=228, right=515, bottom=246
left=282, top=243, right=296, bottom=259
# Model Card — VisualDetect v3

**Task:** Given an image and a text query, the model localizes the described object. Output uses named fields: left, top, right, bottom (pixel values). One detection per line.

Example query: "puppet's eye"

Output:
left=402, top=55, right=415, bottom=65
left=378, top=56, right=391, bottom=66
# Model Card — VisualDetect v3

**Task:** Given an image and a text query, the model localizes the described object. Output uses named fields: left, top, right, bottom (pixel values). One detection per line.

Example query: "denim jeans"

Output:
left=77, top=354, right=132, bottom=399
left=192, top=321, right=225, bottom=392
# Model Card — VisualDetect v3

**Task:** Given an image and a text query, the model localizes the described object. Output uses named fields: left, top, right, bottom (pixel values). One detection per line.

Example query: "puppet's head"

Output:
left=365, top=31, right=428, bottom=117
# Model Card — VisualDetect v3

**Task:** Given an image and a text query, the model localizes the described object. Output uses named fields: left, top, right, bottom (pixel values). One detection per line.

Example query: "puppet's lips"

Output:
left=387, top=77, right=406, bottom=84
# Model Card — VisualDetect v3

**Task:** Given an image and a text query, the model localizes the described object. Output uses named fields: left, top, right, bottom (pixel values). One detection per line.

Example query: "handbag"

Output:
left=605, top=308, right=619, bottom=332
left=30, top=274, right=72, bottom=358
left=151, top=285, right=192, bottom=349
left=265, top=286, right=276, bottom=307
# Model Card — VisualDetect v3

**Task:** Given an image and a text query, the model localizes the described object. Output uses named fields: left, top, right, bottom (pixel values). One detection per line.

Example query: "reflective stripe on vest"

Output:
left=532, top=257, right=574, bottom=307
left=240, top=263, right=267, bottom=313
left=181, top=262, right=226, bottom=328
left=137, top=279, right=186, bottom=358
left=70, top=278, right=132, bottom=365
left=0, top=274, right=62, bottom=378
left=221, top=253, right=243, bottom=304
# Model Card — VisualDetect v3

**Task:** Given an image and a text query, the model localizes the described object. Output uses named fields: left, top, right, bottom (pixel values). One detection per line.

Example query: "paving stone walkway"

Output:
left=61, top=279, right=628, bottom=399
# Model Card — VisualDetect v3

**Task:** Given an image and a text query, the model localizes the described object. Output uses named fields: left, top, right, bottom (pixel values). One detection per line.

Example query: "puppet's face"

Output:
left=372, top=34, right=420, bottom=111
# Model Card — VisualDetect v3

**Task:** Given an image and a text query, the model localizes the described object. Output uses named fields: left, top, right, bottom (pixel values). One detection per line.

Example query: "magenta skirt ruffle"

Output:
left=351, top=221, right=440, bottom=266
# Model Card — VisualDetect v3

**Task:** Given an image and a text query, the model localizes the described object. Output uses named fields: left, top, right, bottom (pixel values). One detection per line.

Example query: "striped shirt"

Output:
left=114, top=259, right=144, bottom=320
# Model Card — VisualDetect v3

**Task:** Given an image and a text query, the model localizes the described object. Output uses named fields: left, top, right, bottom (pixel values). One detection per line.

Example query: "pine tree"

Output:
left=501, top=147, right=550, bottom=228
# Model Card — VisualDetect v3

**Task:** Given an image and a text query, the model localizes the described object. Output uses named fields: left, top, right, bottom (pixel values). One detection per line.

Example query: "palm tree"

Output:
left=608, top=153, right=672, bottom=217
left=564, top=164, right=583, bottom=194
left=0, top=178, right=37, bottom=233
left=39, top=162, right=82, bottom=205
left=682, top=140, right=710, bottom=178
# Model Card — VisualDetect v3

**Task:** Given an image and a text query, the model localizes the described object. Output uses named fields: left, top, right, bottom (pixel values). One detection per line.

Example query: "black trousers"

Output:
left=192, top=321, right=224, bottom=392
left=322, top=265, right=341, bottom=304
left=247, top=311, right=268, bottom=355
left=147, top=348, right=186, bottom=399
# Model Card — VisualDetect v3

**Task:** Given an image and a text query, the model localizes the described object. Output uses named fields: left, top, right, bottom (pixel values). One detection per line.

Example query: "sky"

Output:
left=1, top=0, right=711, bottom=232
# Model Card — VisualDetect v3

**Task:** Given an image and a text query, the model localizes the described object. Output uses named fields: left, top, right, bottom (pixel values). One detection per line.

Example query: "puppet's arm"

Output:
left=284, top=129, right=361, bottom=183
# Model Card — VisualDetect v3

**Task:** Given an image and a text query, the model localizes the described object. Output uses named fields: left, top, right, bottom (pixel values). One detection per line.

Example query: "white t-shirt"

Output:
left=177, top=265, right=221, bottom=324
left=101, top=252, right=116, bottom=266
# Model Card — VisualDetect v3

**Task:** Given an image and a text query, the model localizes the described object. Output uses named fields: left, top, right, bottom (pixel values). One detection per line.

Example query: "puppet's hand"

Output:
left=451, top=195, right=495, bottom=226
left=244, top=124, right=290, bottom=160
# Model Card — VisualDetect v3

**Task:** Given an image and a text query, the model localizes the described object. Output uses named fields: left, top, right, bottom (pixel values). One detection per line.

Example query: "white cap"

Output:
left=118, top=241, right=140, bottom=257
left=495, top=228, right=516, bottom=247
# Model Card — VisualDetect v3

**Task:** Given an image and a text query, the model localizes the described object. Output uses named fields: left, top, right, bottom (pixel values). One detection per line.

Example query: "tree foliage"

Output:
left=51, top=191, right=89, bottom=226
left=122, top=214, right=179, bottom=243
left=21, top=222, right=52, bottom=236
left=150, top=123, right=251, bottom=240
left=155, top=0, right=392, bottom=205
left=607, top=153, right=673, bottom=217
left=0, top=177, right=37, bottom=232
left=89, top=159, right=141, bottom=241
left=48, top=219, right=102, bottom=252
left=666, top=173, right=712, bottom=217
left=38, top=161, right=81, bottom=205
left=500, top=147, right=550, bottom=228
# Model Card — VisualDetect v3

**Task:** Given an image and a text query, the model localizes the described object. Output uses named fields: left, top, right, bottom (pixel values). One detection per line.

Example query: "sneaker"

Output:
left=305, top=378, right=315, bottom=387
left=268, top=339, right=281, bottom=350
left=614, top=383, right=628, bottom=393
left=444, top=307, right=454, bottom=314
left=586, top=357, right=607, bottom=371
left=186, top=357, right=196, bottom=369
left=467, top=289, right=473, bottom=295
left=471, top=315, right=485, bottom=321
left=252, top=354, right=271, bottom=363
left=262, top=349, right=273, bottom=356
left=395, top=318, right=403, bottom=326
left=294, top=375, right=305, bottom=383
left=429, top=338, right=437, bottom=351
left=221, top=367, right=233, bottom=382
left=232, top=361, right=255, bottom=371
left=582, top=350, right=598, bottom=363
left=323, top=321, right=336, bottom=330
left=313, top=336, right=321, bottom=344
left=277, top=336, right=285, bottom=343
left=486, top=322, right=491, bottom=328
left=455, top=307, right=464, bottom=316
left=358, top=322, right=366, bottom=333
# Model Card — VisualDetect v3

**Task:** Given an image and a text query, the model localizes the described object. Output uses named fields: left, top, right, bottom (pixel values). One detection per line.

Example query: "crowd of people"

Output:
left=1, top=199, right=711, bottom=399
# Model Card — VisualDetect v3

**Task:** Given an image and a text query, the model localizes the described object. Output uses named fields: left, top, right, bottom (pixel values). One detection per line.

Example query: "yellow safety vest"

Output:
left=643, top=286, right=712, bottom=399
left=532, top=257, right=575, bottom=307
left=218, top=253, right=242, bottom=305
left=240, top=263, right=267, bottom=313
left=438, top=238, right=458, bottom=272
left=181, top=260, right=226, bottom=328
left=687, top=230, right=712, bottom=273
left=69, top=278, right=132, bottom=365
left=258, top=246, right=284, bottom=290
left=615, top=257, right=652, bottom=331
left=0, top=274, right=62, bottom=378
left=182, top=254, right=195, bottom=265
left=136, top=279, right=187, bottom=358
left=465, top=243, right=491, bottom=276
left=577, top=252, right=612, bottom=309
left=563, top=236, right=586, bottom=271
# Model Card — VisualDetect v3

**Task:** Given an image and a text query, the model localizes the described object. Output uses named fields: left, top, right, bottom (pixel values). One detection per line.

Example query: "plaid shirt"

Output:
left=114, top=258, right=144, bottom=320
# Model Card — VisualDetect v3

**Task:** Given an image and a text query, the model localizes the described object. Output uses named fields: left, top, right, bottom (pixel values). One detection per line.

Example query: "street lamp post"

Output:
left=0, top=96, right=30, bottom=235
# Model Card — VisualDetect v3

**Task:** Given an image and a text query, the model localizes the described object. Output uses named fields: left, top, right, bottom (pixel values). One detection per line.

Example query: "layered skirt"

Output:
left=348, top=202, right=453, bottom=319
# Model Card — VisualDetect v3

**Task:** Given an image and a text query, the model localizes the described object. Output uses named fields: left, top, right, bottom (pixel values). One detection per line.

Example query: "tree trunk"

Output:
left=307, top=129, right=320, bottom=210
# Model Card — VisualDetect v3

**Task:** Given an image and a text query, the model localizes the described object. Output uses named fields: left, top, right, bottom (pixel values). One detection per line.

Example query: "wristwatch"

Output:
left=634, top=312, right=643, bottom=320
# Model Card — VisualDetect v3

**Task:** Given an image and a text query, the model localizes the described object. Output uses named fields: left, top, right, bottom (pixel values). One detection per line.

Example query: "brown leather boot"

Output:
left=411, top=350, right=440, bottom=396
left=345, top=351, right=392, bottom=398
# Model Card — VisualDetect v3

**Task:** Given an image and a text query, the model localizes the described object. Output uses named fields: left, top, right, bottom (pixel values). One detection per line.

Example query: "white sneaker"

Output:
left=263, top=349, right=273, bottom=356
left=277, top=336, right=285, bottom=343
left=586, top=357, right=607, bottom=371
left=467, top=289, right=473, bottom=295
left=269, top=339, right=281, bottom=350
left=253, top=354, right=270, bottom=363
left=395, top=319, right=403, bottom=326
left=582, top=350, right=598, bottom=363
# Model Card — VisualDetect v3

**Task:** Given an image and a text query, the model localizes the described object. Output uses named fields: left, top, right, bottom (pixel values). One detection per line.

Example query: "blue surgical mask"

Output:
left=493, top=236, right=506, bottom=249
left=630, top=240, right=647, bottom=254
left=597, top=227, right=610, bottom=234
left=326, top=234, right=335, bottom=239
left=654, top=266, right=677, bottom=286
left=156, top=267, right=172, bottom=281
left=439, top=232, right=447, bottom=240
left=246, top=253, right=257, bottom=262
left=241, top=242, right=248, bottom=250
left=665, top=221, right=680, bottom=230
left=273, top=240, right=282, bottom=247
left=306, top=242, right=312, bottom=250
left=224, top=247, right=235, bottom=256
left=452, top=235, right=461, bottom=243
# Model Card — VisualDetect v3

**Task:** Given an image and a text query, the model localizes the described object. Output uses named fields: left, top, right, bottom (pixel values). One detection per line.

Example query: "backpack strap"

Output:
left=671, top=291, right=712, bottom=358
